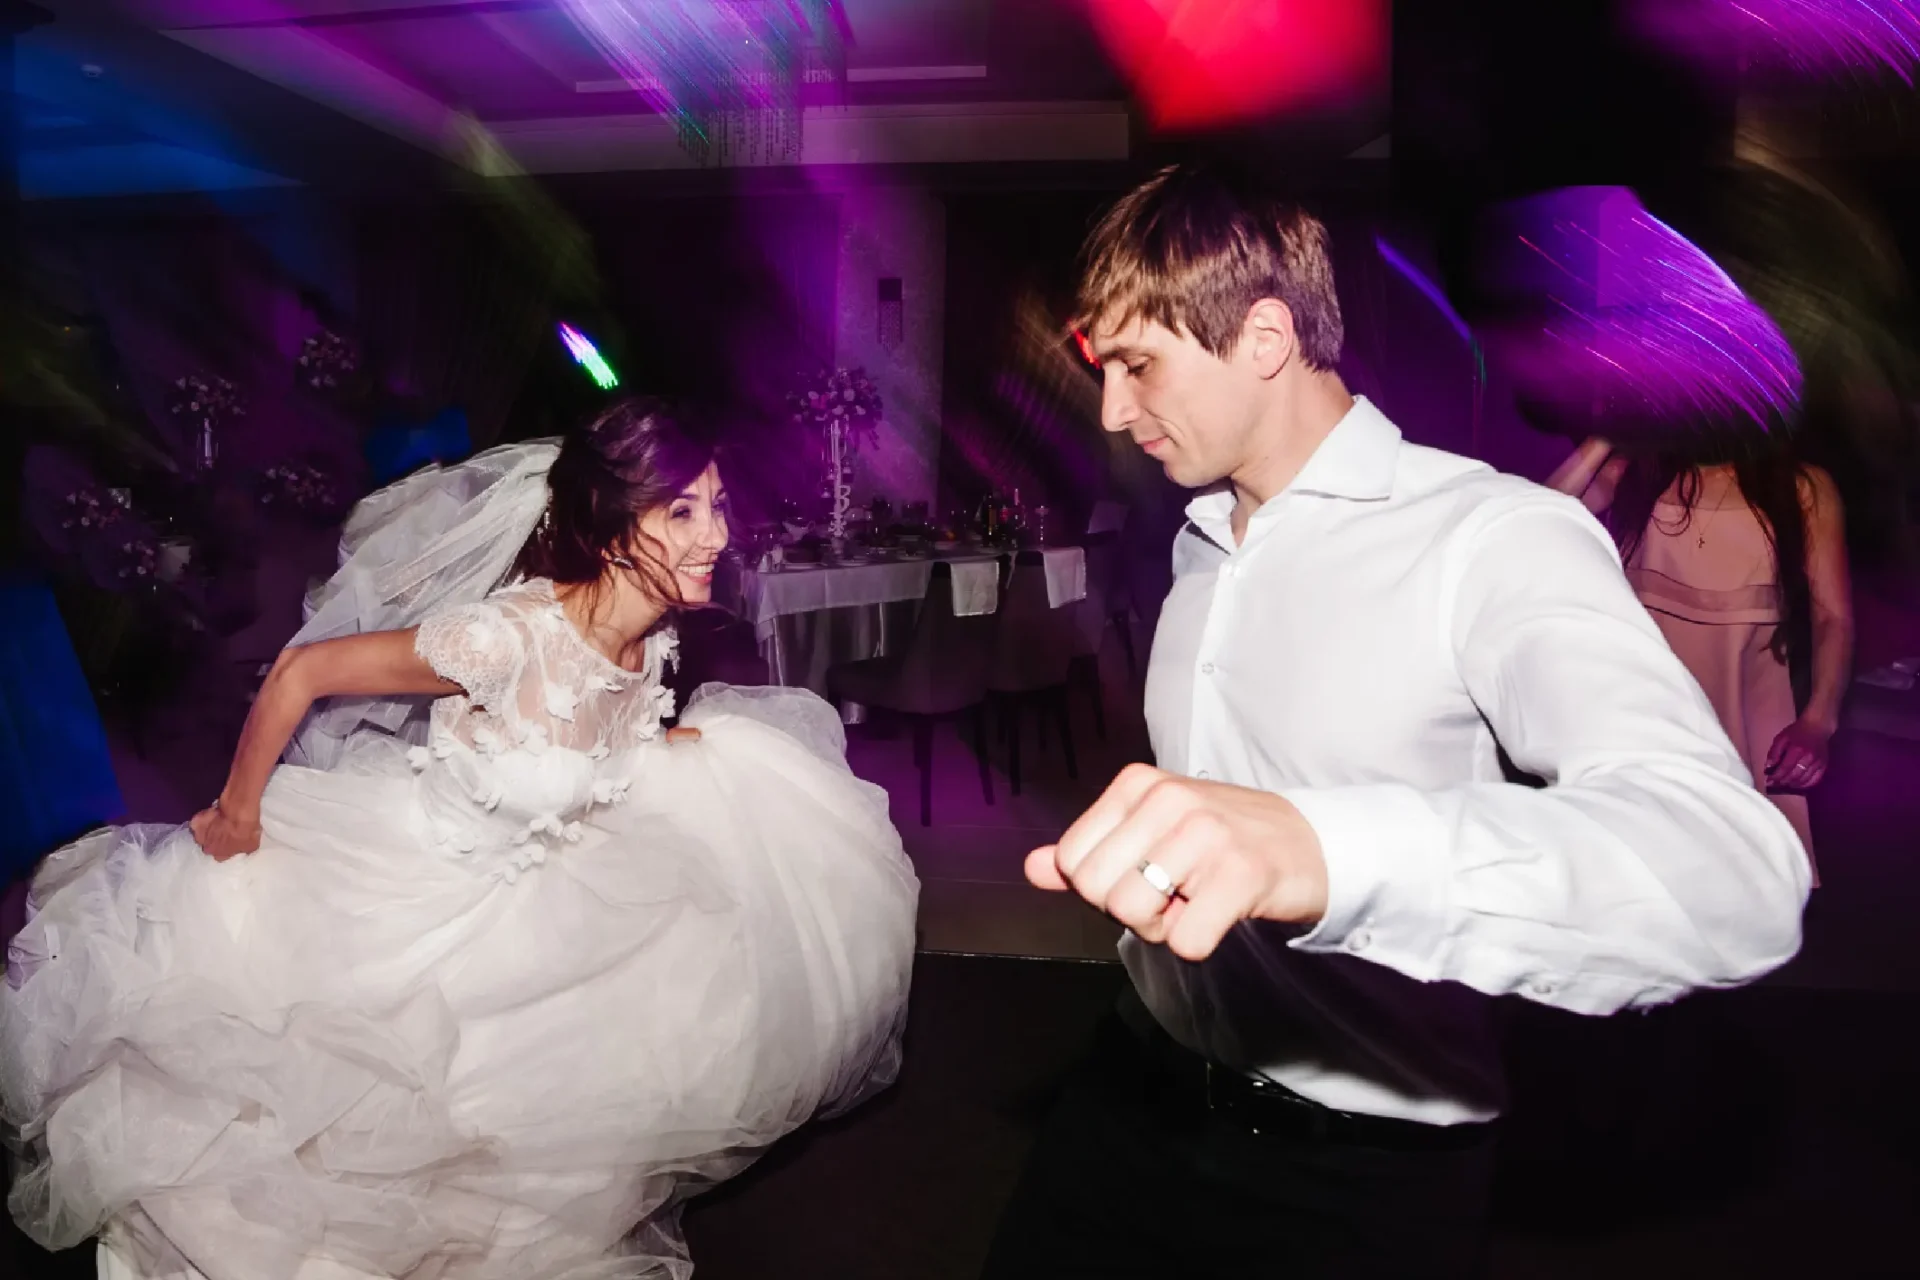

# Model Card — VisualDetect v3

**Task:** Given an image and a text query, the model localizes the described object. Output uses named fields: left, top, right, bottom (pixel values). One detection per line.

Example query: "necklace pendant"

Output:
left=1698, top=535, right=1706, bottom=548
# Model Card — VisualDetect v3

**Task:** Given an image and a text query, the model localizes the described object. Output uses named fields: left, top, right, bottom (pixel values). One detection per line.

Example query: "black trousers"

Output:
left=980, top=1008, right=1496, bottom=1280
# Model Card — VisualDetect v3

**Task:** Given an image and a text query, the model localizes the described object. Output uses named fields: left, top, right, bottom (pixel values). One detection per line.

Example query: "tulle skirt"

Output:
left=1, top=687, right=918, bottom=1280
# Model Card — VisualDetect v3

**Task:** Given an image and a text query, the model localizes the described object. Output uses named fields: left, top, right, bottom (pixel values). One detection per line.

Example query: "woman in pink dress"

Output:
left=1550, top=436, right=1853, bottom=882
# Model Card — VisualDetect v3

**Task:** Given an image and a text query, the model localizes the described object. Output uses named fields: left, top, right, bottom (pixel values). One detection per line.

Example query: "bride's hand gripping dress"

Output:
left=0, top=577, right=918, bottom=1280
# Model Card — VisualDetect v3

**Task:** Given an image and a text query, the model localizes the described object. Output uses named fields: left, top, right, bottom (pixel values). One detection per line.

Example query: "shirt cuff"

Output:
left=1281, top=784, right=1454, bottom=978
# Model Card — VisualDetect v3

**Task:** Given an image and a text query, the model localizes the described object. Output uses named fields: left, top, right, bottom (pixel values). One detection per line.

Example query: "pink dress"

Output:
left=1625, top=489, right=1817, bottom=880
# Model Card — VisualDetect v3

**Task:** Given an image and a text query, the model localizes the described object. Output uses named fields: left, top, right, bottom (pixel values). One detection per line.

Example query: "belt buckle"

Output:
left=1205, top=1064, right=1330, bottom=1141
left=1203, top=1062, right=1271, bottom=1137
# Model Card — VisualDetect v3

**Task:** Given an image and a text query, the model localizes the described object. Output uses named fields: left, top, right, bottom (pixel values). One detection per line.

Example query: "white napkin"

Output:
left=948, top=560, right=1000, bottom=616
left=1041, top=547, right=1087, bottom=609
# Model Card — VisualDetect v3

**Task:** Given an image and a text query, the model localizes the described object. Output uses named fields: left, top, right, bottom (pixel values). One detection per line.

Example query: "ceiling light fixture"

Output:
left=557, top=0, right=846, bottom=166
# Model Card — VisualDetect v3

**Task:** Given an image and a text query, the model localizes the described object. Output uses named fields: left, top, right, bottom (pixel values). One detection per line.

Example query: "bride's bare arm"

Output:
left=193, top=631, right=460, bottom=859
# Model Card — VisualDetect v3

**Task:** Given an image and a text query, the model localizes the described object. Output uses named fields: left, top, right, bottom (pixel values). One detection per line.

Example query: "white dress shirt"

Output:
left=1125, top=397, right=1809, bottom=1125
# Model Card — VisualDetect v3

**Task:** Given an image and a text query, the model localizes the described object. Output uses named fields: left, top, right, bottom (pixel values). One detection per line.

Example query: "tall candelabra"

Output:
left=825, top=419, right=853, bottom=539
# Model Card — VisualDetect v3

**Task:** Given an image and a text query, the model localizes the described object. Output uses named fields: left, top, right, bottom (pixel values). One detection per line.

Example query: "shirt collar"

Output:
left=1183, top=397, right=1404, bottom=543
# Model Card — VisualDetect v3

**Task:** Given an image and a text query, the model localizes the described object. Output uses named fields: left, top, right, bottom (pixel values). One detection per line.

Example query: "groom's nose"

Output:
left=1102, top=375, right=1139, bottom=434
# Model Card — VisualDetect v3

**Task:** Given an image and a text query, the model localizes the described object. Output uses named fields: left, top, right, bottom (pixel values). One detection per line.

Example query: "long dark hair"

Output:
left=513, top=396, right=717, bottom=619
left=1609, top=435, right=1814, bottom=680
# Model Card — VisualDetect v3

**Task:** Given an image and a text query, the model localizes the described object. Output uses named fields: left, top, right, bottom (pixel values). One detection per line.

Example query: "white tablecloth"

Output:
left=725, top=549, right=1089, bottom=721
left=736, top=552, right=1003, bottom=643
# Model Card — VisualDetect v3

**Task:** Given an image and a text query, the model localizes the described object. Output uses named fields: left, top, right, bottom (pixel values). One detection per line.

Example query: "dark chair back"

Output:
left=1083, top=531, right=1132, bottom=615
left=876, top=562, right=995, bottom=715
left=989, top=553, right=1078, bottom=693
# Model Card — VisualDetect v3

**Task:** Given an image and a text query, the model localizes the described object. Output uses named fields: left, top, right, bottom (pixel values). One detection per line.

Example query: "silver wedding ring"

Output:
left=1136, top=859, right=1177, bottom=899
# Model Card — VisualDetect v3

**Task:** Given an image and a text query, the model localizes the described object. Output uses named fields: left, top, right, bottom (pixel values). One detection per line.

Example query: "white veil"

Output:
left=284, top=439, right=560, bottom=770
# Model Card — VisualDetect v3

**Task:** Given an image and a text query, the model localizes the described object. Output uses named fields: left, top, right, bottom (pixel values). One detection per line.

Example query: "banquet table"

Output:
left=723, top=545, right=1087, bottom=719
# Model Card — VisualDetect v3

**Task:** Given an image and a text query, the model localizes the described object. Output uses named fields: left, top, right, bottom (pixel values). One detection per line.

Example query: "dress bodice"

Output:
left=408, top=578, right=676, bottom=882
left=1625, top=485, right=1781, bottom=627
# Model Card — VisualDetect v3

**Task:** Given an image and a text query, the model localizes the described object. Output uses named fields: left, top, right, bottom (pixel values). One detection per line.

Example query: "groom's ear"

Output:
left=1242, top=298, right=1297, bottom=380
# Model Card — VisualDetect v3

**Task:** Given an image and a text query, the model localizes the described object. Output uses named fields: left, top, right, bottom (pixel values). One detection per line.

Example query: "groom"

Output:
left=982, top=164, right=1810, bottom=1277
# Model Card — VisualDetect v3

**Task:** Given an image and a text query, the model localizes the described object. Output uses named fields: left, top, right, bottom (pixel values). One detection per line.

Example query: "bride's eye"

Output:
left=670, top=504, right=692, bottom=521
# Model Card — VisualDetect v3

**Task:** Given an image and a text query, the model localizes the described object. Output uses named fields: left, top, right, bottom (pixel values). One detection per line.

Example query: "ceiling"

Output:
left=15, top=0, right=452, bottom=198
left=15, top=0, right=1390, bottom=197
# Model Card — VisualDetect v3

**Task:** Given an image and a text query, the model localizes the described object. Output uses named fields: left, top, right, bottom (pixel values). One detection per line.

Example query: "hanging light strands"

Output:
left=559, top=0, right=843, bottom=166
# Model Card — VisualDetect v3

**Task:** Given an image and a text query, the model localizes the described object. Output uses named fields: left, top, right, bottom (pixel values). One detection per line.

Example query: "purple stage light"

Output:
left=1374, top=237, right=1473, bottom=346
left=1485, top=187, right=1801, bottom=436
left=1632, top=0, right=1920, bottom=82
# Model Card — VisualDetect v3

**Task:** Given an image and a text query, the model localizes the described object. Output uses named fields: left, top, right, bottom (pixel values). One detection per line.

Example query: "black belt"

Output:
left=1110, top=993, right=1494, bottom=1153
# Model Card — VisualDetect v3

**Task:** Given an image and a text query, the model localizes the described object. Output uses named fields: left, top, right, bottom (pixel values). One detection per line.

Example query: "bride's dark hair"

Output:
left=513, top=396, right=717, bottom=612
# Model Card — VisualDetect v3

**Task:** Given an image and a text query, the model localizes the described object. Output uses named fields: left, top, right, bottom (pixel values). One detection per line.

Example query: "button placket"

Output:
left=1187, top=559, right=1238, bottom=783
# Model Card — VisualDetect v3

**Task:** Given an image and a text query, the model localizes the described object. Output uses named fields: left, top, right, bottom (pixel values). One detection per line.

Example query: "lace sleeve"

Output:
left=414, top=600, right=526, bottom=711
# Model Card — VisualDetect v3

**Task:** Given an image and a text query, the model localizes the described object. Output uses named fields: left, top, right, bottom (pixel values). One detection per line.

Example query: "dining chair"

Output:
left=987, top=552, right=1079, bottom=796
left=827, top=563, right=996, bottom=826
left=1068, top=527, right=1139, bottom=739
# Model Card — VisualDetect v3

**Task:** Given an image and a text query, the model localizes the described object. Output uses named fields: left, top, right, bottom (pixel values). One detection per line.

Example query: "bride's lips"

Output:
left=1138, top=436, right=1171, bottom=456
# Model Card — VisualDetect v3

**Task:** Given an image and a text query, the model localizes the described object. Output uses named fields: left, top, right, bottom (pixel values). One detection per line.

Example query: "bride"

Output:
left=1, top=399, right=919, bottom=1279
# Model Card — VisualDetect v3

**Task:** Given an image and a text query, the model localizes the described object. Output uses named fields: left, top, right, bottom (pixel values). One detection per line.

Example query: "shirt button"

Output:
left=1200, top=662, right=1215, bottom=675
left=1529, top=977, right=1558, bottom=997
left=1195, top=770, right=1212, bottom=780
left=1347, top=929, right=1374, bottom=953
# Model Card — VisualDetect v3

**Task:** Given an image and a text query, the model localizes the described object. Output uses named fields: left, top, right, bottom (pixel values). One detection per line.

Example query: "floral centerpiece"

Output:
left=167, top=374, right=245, bottom=472
left=259, top=461, right=347, bottom=520
left=787, top=368, right=883, bottom=539
left=297, top=330, right=358, bottom=391
left=57, top=486, right=129, bottom=535
left=788, top=366, right=882, bottom=444
left=114, top=537, right=162, bottom=584
left=57, top=485, right=175, bottom=590
left=167, top=374, right=244, bottom=422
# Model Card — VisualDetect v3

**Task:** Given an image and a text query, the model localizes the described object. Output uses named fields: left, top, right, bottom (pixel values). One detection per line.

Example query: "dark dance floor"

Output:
left=9, top=951, right=1915, bottom=1279
left=693, top=957, right=1920, bottom=1280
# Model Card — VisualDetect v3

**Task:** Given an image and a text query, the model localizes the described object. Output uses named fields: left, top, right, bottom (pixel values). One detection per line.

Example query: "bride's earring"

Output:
left=610, top=555, right=635, bottom=569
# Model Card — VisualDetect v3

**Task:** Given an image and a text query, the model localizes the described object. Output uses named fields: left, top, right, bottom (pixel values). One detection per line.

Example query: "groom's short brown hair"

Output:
left=1074, top=164, right=1345, bottom=370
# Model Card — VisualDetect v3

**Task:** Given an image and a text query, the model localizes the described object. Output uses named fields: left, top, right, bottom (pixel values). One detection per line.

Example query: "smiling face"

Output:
left=1091, top=311, right=1267, bottom=490
left=630, top=462, right=729, bottom=605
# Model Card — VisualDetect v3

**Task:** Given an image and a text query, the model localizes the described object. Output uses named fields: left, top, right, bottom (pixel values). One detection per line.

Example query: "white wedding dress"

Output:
left=1, top=577, right=919, bottom=1280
